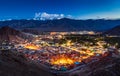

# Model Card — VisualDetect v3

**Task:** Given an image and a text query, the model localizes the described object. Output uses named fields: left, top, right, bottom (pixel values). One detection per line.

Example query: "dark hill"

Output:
left=0, top=26, right=28, bottom=42
left=0, top=50, right=54, bottom=76
left=104, top=25, right=120, bottom=35
left=0, top=26, right=21, bottom=35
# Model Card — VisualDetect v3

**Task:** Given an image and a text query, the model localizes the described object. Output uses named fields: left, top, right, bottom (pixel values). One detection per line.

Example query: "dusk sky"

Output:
left=0, top=0, right=120, bottom=20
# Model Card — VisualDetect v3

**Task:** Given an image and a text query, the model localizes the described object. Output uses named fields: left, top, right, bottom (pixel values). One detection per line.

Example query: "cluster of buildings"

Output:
left=13, top=34, right=119, bottom=71
left=0, top=33, right=119, bottom=73
left=49, top=31, right=96, bottom=35
left=0, top=41, right=14, bottom=50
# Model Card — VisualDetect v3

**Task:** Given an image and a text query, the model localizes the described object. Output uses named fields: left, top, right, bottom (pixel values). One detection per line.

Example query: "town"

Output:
left=1, top=31, right=120, bottom=75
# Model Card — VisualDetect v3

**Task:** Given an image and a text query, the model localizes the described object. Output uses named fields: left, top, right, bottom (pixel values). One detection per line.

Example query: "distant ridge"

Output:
left=1, top=18, right=120, bottom=32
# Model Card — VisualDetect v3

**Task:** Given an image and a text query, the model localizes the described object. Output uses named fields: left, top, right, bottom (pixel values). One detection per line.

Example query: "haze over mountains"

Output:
left=1, top=18, right=120, bottom=32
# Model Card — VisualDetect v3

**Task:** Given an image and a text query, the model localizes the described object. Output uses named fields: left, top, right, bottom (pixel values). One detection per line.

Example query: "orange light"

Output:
left=25, top=44, right=40, bottom=50
left=51, top=55, right=74, bottom=65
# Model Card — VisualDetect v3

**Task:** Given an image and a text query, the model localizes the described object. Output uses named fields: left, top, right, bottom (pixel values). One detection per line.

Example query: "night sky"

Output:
left=0, top=0, right=120, bottom=20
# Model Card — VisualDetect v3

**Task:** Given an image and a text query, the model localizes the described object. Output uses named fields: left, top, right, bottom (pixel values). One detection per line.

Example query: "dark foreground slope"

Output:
left=88, top=57, right=120, bottom=76
left=0, top=50, right=54, bottom=76
left=70, top=56, right=120, bottom=76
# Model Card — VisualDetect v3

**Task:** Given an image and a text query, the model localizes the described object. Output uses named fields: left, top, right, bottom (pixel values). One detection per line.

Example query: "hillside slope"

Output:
left=0, top=50, right=54, bottom=76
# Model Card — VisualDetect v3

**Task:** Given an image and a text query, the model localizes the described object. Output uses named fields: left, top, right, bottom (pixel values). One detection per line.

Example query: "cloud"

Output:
left=78, top=10, right=120, bottom=20
left=33, top=12, right=72, bottom=20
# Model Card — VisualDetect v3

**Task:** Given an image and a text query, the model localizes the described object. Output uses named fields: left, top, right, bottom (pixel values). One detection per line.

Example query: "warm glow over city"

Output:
left=51, top=55, right=74, bottom=66
left=24, top=44, right=40, bottom=50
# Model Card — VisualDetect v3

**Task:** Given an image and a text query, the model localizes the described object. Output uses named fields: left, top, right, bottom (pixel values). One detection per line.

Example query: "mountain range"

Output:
left=1, top=18, right=120, bottom=32
left=0, top=24, right=120, bottom=42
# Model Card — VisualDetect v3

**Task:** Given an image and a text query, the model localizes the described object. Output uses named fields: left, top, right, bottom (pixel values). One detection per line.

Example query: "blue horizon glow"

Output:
left=0, top=0, right=120, bottom=20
